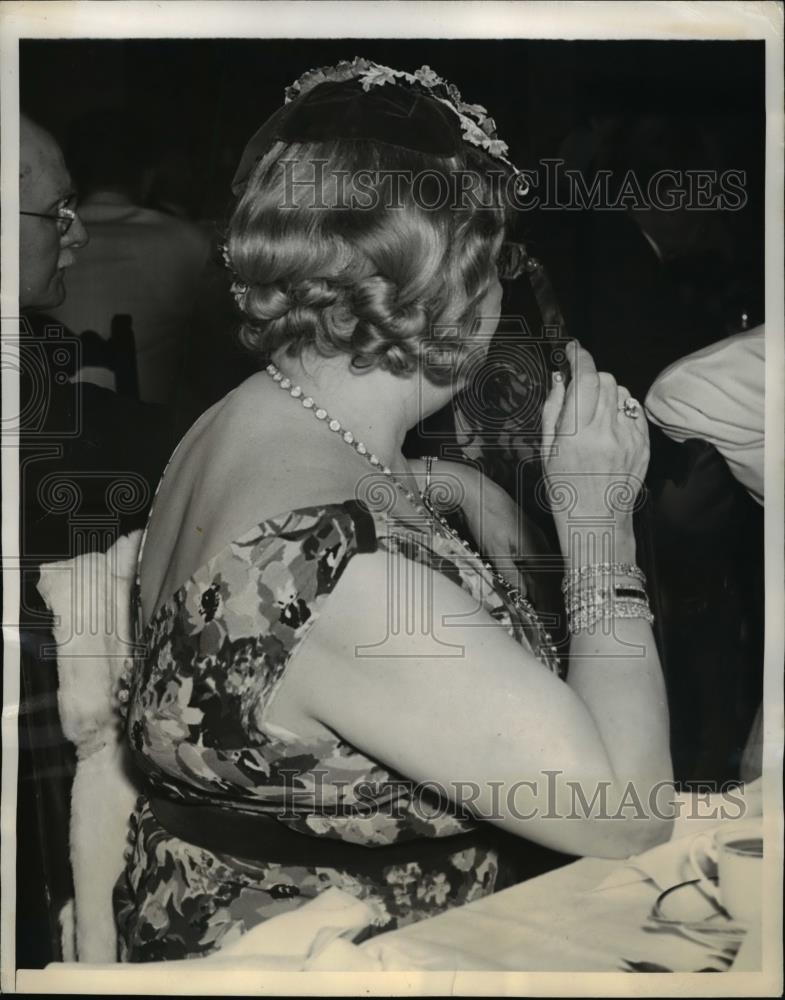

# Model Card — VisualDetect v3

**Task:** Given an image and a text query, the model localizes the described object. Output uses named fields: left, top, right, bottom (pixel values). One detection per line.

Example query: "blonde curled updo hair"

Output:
left=226, top=138, right=510, bottom=385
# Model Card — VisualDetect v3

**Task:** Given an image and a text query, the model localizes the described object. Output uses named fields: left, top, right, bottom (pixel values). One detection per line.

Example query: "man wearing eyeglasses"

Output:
left=20, top=113, right=88, bottom=311
left=17, top=112, right=177, bottom=967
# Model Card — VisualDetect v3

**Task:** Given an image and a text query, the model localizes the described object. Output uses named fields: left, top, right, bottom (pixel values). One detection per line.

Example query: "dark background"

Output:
left=21, top=39, right=766, bottom=407
left=21, top=37, right=765, bottom=232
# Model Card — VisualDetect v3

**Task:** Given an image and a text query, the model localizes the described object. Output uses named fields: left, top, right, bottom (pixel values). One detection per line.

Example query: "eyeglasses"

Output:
left=20, top=205, right=77, bottom=236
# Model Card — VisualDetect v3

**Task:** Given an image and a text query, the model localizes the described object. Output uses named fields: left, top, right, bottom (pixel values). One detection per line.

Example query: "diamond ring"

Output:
left=620, top=397, right=641, bottom=419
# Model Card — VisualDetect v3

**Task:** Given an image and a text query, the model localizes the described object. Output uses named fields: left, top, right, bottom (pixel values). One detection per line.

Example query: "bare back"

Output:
left=138, top=372, right=379, bottom=628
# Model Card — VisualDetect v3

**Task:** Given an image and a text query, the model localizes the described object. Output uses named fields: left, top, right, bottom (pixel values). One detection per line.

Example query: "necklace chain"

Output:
left=265, top=362, right=560, bottom=666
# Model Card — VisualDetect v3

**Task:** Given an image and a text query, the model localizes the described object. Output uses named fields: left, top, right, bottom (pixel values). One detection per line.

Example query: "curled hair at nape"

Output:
left=226, top=139, right=508, bottom=384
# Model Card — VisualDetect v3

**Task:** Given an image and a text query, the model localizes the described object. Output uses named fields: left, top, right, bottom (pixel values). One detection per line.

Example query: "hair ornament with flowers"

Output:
left=284, top=56, right=520, bottom=171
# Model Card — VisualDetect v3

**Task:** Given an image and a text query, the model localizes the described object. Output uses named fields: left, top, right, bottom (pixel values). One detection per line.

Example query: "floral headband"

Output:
left=284, top=57, right=516, bottom=168
left=230, top=56, right=527, bottom=194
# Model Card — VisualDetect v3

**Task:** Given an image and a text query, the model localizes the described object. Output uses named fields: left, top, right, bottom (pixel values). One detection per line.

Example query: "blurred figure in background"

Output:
left=145, top=140, right=203, bottom=220
left=18, top=111, right=178, bottom=967
left=646, top=326, right=766, bottom=784
left=526, top=113, right=765, bottom=783
left=18, top=113, right=90, bottom=966
left=51, top=108, right=210, bottom=404
left=173, top=252, right=259, bottom=433
left=536, top=113, right=758, bottom=403
left=646, top=326, right=765, bottom=508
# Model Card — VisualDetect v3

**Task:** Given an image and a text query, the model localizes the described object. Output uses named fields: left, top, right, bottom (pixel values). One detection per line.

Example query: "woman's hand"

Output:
left=541, top=341, right=650, bottom=556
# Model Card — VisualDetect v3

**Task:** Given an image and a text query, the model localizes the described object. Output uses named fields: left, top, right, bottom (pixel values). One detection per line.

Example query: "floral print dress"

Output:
left=114, top=498, right=561, bottom=961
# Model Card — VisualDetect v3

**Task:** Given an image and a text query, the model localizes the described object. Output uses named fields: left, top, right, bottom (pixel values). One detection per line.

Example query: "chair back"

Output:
left=36, top=531, right=143, bottom=962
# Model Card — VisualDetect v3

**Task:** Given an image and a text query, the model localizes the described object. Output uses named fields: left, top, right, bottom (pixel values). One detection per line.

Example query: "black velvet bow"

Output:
left=231, top=79, right=464, bottom=194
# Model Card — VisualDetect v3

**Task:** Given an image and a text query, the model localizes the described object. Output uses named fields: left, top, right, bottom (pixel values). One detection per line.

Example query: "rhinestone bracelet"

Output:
left=567, top=595, right=654, bottom=634
left=566, top=594, right=652, bottom=618
left=561, top=562, right=646, bottom=595
left=565, top=579, right=651, bottom=615
left=564, top=583, right=649, bottom=610
left=569, top=603, right=655, bottom=634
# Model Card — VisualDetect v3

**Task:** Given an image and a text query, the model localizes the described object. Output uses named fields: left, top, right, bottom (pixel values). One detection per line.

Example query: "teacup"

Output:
left=688, top=822, right=763, bottom=924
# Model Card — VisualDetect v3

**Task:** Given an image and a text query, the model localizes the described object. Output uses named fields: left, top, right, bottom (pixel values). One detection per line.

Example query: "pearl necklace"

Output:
left=265, top=362, right=561, bottom=671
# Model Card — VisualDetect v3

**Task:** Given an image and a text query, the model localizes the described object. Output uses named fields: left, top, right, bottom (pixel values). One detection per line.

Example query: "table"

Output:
left=362, top=816, right=763, bottom=973
left=362, top=857, right=701, bottom=972
left=17, top=802, right=769, bottom=991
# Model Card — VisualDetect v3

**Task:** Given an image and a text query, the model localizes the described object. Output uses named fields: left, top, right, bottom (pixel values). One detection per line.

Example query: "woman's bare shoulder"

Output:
left=140, top=379, right=362, bottom=619
left=205, top=379, right=362, bottom=510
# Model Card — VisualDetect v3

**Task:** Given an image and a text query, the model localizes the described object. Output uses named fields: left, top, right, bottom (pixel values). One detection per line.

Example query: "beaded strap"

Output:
left=265, top=363, right=562, bottom=673
left=423, top=455, right=438, bottom=497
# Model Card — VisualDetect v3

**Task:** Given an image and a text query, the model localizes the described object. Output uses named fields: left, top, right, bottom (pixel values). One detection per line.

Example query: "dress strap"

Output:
left=133, top=429, right=191, bottom=637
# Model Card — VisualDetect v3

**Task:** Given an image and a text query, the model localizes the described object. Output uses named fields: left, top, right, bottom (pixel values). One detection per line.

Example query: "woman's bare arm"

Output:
left=277, top=544, right=673, bottom=861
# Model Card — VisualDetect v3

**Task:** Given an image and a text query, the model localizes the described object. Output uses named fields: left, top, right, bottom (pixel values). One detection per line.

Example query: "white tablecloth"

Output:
left=362, top=805, right=762, bottom=972
left=363, top=855, right=724, bottom=972
left=24, top=797, right=765, bottom=988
